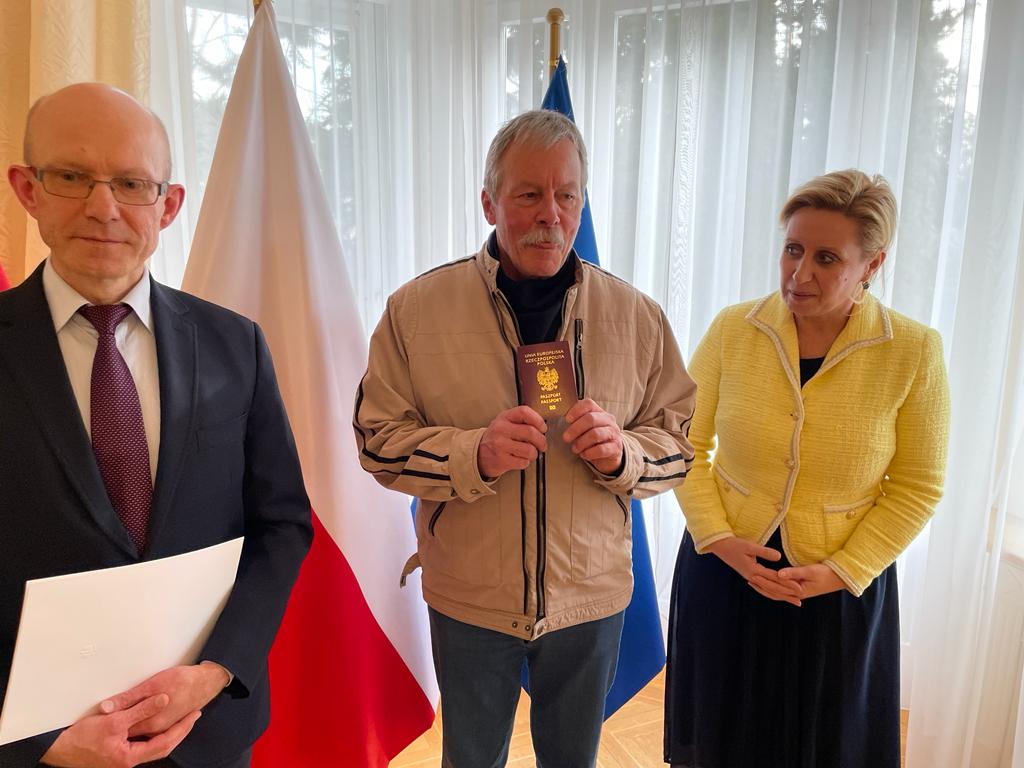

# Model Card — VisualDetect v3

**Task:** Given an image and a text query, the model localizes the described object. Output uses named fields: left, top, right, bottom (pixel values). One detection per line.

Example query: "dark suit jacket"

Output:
left=0, top=264, right=312, bottom=767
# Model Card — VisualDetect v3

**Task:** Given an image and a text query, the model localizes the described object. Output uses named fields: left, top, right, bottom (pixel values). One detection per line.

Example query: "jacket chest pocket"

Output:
left=407, top=334, right=515, bottom=428
left=575, top=321, right=642, bottom=420
left=190, top=412, right=248, bottom=496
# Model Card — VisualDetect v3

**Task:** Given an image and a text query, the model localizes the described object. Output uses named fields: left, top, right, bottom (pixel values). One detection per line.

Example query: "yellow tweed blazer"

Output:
left=676, top=292, right=950, bottom=595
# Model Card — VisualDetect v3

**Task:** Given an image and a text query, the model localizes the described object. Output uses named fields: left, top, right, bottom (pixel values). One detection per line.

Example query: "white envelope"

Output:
left=0, top=537, right=244, bottom=746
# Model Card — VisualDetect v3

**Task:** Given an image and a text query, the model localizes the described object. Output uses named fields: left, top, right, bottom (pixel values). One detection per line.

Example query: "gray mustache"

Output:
left=519, top=230, right=565, bottom=247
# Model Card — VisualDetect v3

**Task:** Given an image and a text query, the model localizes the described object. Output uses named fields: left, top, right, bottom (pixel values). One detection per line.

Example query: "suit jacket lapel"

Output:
left=147, top=280, right=197, bottom=551
left=0, top=265, right=137, bottom=557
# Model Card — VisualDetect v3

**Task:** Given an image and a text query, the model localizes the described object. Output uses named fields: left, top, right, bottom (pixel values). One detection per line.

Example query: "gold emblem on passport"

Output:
left=537, top=367, right=559, bottom=392
left=516, top=341, right=578, bottom=419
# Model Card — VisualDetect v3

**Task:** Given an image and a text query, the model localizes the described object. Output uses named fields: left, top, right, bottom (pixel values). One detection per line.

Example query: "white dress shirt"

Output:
left=42, top=259, right=161, bottom=483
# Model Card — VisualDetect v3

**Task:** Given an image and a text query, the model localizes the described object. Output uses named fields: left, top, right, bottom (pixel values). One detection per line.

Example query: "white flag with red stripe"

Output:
left=181, top=2, right=437, bottom=764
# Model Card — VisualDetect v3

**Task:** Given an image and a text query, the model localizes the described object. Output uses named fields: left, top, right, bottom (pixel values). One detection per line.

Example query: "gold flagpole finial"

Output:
left=546, top=8, right=564, bottom=80
left=254, top=0, right=267, bottom=10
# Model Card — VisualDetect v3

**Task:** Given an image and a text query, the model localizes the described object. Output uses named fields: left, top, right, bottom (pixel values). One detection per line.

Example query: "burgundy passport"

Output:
left=515, top=340, right=578, bottom=419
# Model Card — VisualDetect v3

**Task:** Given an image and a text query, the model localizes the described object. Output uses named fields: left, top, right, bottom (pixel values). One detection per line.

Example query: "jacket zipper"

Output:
left=534, top=294, right=577, bottom=623
left=531, top=307, right=582, bottom=622
left=428, top=501, right=447, bottom=535
left=615, top=495, right=629, bottom=525
left=536, top=453, right=547, bottom=621
left=519, top=470, right=528, bottom=614
left=491, top=290, right=531, bottom=617
left=574, top=319, right=585, bottom=398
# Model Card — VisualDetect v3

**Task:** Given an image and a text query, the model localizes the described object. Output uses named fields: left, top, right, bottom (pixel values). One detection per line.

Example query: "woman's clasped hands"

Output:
left=706, top=536, right=846, bottom=606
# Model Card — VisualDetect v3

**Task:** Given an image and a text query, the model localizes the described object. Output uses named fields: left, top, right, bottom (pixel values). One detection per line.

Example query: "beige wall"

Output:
left=0, top=0, right=150, bottom=286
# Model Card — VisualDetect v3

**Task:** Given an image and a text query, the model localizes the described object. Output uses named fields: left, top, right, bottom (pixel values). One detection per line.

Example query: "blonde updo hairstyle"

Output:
left=779, top=169, right=898, bottom=263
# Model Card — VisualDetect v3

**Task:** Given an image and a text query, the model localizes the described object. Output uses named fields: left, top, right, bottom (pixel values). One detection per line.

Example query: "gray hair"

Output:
left=483, top=109, right=588, bottom=199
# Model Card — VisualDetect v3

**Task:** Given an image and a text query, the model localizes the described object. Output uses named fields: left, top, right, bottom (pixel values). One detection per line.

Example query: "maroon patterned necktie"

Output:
left=78, top=304, right=152, bottom=554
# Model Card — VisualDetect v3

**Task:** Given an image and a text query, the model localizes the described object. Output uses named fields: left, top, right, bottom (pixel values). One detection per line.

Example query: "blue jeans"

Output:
left=429, top=608, right=624, bottom=768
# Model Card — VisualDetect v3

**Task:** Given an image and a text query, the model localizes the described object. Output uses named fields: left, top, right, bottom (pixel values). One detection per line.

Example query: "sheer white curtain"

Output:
left=151, top=0, right=1024, bottom=761
left=902, top=0, right=1024, bottom=762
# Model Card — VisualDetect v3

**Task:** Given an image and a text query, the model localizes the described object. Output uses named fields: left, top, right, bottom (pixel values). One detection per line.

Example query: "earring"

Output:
left=851, top=279, right=867, bottom=305
left=862, top=280, right=870, bottom=291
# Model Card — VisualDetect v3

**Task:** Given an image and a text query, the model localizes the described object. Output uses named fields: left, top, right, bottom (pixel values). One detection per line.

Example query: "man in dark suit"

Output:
left=0, top=83, right=312, bottom=767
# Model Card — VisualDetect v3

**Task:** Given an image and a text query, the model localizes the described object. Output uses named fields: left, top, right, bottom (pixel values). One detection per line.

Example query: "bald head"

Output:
left=23, top=83, right=172, bottom=180
left=8, top=81, right=185, bottom=305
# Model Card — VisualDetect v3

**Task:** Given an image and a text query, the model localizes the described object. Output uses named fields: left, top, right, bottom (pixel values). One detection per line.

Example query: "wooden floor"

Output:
left=393, top=673, right=910, bottom=767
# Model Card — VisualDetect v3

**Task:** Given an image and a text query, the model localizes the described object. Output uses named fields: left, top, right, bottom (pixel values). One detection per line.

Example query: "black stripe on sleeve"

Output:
left=643, top=453, right=686, bottom=466
left=362, top=448, right=411, bottom=464
left=637, top=470, right=689, bottom=483
left=413, top=449, right=450, bottom=462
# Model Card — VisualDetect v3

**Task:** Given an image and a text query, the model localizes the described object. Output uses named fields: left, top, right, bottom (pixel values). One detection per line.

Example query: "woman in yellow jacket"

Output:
left=664, top=170, right=950, bottom=768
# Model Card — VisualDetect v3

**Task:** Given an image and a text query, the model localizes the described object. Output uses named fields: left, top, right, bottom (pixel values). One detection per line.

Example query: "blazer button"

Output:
left=775, top=503, right=784, bottom=513
left=471, top=489, right=480, bottom=495
left=784, top=458, right=795, bottom=469
left=512, top=621, right=518, bottom=629
left=846, top=511, right=856, bottom=519
left=525, top=625, right=531, bottom=632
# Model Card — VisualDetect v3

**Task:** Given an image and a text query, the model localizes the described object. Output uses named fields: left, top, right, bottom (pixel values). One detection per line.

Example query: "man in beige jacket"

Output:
left=354, top=110, right=695, bottom=768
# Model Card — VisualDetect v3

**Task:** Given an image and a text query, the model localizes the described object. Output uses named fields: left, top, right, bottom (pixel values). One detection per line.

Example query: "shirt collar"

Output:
left=42, top=258, right=153, bottom=333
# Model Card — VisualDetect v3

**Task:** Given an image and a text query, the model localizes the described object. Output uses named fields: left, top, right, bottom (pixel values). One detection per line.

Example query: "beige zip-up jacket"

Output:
left=354, top=245, right=696, bottom=640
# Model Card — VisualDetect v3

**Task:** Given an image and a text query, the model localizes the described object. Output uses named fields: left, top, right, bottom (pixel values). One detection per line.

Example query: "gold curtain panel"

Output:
left=0, top=0, right=149, bottom=285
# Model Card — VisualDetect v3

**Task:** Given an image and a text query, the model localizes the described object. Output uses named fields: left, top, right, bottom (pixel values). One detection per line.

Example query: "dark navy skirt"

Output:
left=664, top=528, right=900, bottom=768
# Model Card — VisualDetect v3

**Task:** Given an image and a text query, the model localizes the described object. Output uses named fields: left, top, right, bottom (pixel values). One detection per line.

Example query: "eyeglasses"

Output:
left=32, top=167, right=169, bottom=206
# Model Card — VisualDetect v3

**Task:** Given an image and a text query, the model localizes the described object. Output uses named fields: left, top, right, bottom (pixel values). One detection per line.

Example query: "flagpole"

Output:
left=546, top=8, right=564, bottom=80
